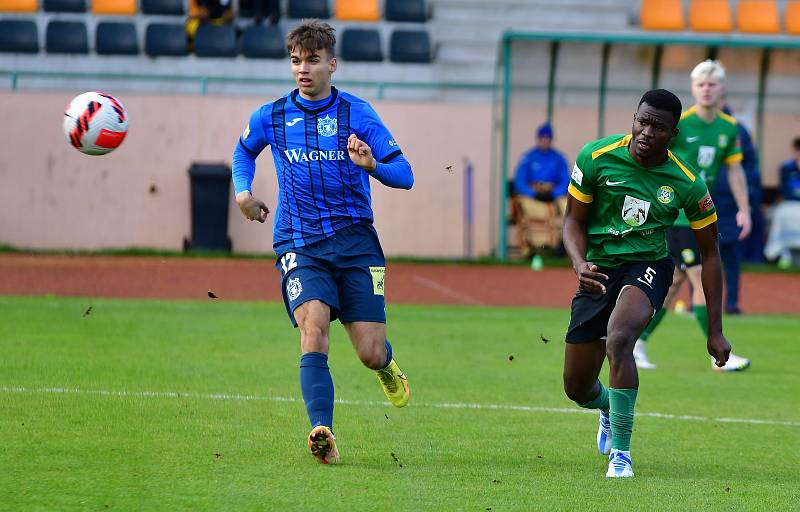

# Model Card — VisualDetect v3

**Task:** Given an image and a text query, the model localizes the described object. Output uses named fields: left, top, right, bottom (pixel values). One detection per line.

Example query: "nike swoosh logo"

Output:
left=398, top=373, right=407, bottom=381
left=605, top=180, right=626, bottom=186
left=285, top=117, right=303, bottom=126
left=686, top=136, right=699, bottom=143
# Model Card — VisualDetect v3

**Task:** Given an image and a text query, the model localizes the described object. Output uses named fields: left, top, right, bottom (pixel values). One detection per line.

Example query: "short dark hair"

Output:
left=638, top=89, right=682, bottom=127
left=286, top=19, right=336, bottom=57
left=793, top=136, right=800, bottom=151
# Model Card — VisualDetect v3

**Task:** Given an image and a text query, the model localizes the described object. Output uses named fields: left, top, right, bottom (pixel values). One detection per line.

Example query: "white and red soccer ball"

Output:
left=63, top=91, right=128, bottom=155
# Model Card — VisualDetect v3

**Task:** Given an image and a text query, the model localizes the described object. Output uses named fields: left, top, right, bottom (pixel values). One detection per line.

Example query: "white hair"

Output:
left=690, top=59, right=726, bottom=82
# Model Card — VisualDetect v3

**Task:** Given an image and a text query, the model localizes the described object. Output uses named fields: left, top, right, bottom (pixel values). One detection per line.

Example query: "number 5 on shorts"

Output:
left=637, top=266, right=656, bottom=289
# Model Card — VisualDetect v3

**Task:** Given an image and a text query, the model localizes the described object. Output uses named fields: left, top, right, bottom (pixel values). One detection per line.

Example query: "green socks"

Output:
left=609, top=388, right=638, bottom=451
left=578, top=381, right=609, bottom=411
left=694, top=305, right=709, bottom=336
left=639, top=308, right=667, bottom=342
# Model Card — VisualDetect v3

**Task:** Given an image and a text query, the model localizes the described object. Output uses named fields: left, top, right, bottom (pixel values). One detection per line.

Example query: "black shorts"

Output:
left=565, top=258, right=675, bottom=343
left=667, top=226, right=701, bottom=269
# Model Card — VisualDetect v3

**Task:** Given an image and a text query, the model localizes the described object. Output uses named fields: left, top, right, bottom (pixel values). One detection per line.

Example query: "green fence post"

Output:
left=546, top=40, right=560, bottom=122
left=756, top=47, right=770, bottom=159
left=651, top=44, right=663, bottom=90
left=498, top=35, right=512, bottom=261
left=598, top=42, right=611, bottom=138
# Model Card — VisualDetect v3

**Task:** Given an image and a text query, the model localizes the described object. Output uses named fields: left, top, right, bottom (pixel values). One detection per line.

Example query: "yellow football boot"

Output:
left=375, top=359, right=410, bottom=408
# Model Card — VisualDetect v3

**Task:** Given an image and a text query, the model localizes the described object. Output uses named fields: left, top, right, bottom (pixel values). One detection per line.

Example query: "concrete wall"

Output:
left=2, top=89, right=798, bottom=257
left=0, top=91, right=494, bottom=257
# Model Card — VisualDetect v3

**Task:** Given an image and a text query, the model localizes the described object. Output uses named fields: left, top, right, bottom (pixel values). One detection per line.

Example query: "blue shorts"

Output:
left=276, top=222, right=387, bottom=327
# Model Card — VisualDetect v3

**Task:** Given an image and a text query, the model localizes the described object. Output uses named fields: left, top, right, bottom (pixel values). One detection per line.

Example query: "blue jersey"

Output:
left=513, top=147, right=570, bottom=199
left=232, top=87, right=413, bottom=252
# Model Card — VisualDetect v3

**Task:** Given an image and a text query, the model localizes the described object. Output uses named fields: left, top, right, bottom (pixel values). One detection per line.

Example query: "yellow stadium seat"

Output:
left=335, top=0, right=379, bottom=21
left=786, top=1, right=800, bottom=34
left=640, top=0, right=685, bottom=30
left=689, top=0, right=733, bottom=32
left=737, top=0, right=780, bottom=33
left=92, top=0, right=136, bottom=15
left=0, top=0, right=37, bottom=12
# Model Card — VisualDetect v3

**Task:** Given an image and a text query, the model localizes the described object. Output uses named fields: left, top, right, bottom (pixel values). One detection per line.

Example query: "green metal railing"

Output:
left=0, top=70, right=495, bottom=99
left=497, top=30, right=800, bottom=261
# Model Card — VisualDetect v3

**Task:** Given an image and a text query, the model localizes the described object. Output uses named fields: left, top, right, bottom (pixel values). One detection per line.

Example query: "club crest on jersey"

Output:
left=657, top=185, right=675, bottom=204
left=697, top=145, right=716, bottom=168
left=718, top=134, right=728, bottom=147
left=317, top=115, right=337, bottom=137
left=287, top=277, right=302, bottom=301
left=622, top=195, right=651, bottom=227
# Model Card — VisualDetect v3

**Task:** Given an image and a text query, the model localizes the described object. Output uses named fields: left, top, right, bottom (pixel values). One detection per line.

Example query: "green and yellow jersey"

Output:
left=670, top=106, right=742, bottom=227
left=568, top=134, right=716, bottom=268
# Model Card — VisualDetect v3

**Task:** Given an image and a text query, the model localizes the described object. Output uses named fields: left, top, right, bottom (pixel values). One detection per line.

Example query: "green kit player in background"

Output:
left=634, top=60, right=752, bottom=372
left=561, top=89, right=732, bottom=478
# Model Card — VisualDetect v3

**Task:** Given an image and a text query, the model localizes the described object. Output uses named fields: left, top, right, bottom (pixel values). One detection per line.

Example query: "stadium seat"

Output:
left=141, top=0, right=184, bottom=15
left=785, top=1, right=800, bottom=34
left=92, top=0, right=135, bottom=15
left=688, top=0, right=733, bottom=32
left=43, top=0, right=84, bottom=12
left=385, top=0, right=428, bottom=22
left=0, top=19, right=38, bottom=53
left=0, top=0, right=37, bottom=13
left=194, top=24, right=237, bottom=57
left=96, top=21, right=138, bottom=55
left=335, top=0, right=379, bottom=21
left=241, top=24, right=285, bottom=59
left=736, top=0, right=780, bottom=33
left=287, top=0, right=329, bottom=19
left=145, top=23, right=187, bottom=56
left=46, top=20, right=88, bottom=53
left=340, top=28, right=381, bottom=62
left=640, top=0, right=684, bottom=30
left=390, top=30, right=432, bottom=63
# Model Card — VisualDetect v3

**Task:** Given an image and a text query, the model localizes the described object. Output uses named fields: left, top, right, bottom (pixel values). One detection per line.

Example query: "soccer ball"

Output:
left=63, top=91, right=128, bottom=155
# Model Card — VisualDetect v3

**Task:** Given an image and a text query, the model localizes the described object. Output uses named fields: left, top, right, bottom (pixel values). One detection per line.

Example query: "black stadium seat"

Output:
left=145, top=23, right=187, bottom=56
left=141, top=0, right=184, bottom=15
left=0, top=19, right=38, bottom=53
left=194, top=24, right=237, bottom=57
left=340, top=28, right=381, bottom=62
left=385, top=0, right=428, bottom=22
left=241, top=24, right=285, bottom=59
left=390, top=30, right=432, bottom=63
left=46, top=20, right=88, bottom=54
left=287, top=0, right=329, bottom=19
left=96, top=21, right=138, bottom=56
left=43, top=0, right=85, bottom=12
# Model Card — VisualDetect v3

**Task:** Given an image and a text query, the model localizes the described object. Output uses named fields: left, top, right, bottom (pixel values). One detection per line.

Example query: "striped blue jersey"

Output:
left=232, top=87, right=413, bottom=253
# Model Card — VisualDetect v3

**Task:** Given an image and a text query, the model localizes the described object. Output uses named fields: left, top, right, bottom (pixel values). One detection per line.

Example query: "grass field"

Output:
left=1, top=295, right=798, bottom=510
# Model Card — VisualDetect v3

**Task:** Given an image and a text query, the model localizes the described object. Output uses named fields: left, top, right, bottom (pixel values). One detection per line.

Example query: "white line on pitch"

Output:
left=2, top=386, right=798, bottom=428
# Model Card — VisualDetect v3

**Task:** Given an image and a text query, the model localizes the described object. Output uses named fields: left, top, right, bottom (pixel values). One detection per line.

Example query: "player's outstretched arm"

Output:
left=347, top=134, right=413, bottom=189
left=235, top=191, right=270, bottom=223
left=726, top=162, right=752, bottom=240
left=563, top=195, right=608, bottom=294
left=694, top=224, right=731, bottom=366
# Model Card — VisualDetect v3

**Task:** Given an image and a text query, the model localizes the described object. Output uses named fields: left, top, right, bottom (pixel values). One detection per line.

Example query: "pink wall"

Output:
left=0, top=91, right=494, bottom=257
left=2, top=90, right=796, bottom=256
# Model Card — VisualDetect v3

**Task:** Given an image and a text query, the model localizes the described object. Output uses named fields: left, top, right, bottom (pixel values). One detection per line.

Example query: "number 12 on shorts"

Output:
left=281, top=252, right=298, bottom=274
left=637, top=266, right=656, bottom=289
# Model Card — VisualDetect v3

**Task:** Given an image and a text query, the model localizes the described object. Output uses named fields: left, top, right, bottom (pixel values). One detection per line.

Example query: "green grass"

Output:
left=1, top=296, right=798, bottom=510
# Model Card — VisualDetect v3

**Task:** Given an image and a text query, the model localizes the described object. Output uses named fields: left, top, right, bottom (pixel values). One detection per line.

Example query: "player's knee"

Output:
left=300, top=325, right=328, bottom=353
left=605, top=330, right=636, bottom=362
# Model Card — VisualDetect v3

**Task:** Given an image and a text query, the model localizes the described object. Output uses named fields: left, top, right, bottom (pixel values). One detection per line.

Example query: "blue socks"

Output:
left=299, top=352, right=334, bottom=430
left=383, top=339, right=393, bottom=369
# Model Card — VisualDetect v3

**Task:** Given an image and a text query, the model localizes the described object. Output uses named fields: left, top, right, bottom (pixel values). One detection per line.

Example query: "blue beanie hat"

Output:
left=537, top=122, right=553, bottom=139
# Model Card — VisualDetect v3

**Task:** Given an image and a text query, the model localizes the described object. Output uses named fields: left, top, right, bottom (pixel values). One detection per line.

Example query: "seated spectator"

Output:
left=512, top=122, right=569, bottom=258
left=764, top=136, right=800, bottom=268
left=186, top=0, right=234, bottom=44
left=253, top=0, right=280, bottom=25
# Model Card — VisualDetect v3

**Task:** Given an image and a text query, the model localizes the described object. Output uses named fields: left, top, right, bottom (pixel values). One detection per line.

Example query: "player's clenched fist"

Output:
left=347, top=134, right=377, bottom=171
left=235, top=191, right=270, bottom=223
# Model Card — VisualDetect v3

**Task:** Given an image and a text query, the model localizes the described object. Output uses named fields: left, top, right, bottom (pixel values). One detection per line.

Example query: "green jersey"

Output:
left=569, top=134, right=717, bottom=268
left=670, top=107, right=743, bottom=227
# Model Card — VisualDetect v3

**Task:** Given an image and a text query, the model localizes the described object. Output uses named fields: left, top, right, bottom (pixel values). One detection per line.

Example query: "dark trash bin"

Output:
left=186, top=163, right=232, bottom=251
